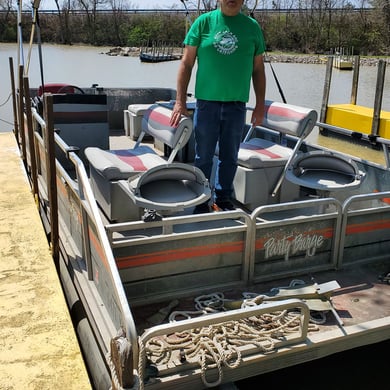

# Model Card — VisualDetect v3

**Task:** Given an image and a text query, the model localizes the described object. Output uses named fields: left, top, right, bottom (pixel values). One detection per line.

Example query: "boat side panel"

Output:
left=341, top=210, right=390, bottom=266
left=113, top=230, right=248, bottom=304
left=51, top=147, right=125, bottom=331
left=85, top=219, right=125, bottom=330
left=253, top=217, right=338, bottom=282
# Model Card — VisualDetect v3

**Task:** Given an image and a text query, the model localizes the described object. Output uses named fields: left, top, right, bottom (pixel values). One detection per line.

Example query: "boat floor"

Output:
left=131, top=260, right=390, bottom=335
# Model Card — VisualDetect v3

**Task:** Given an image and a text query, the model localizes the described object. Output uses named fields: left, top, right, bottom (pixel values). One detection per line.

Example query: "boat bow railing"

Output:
left=139, top=298, right=310, bottom=388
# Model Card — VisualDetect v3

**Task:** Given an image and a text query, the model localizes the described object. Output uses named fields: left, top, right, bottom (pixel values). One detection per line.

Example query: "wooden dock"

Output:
left=139, top=40, right=182, bottom=63
left=0, top=132, right=91, bottom=389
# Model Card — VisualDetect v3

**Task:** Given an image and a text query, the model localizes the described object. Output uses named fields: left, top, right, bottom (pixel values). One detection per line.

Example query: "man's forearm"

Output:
left=176, top=63, right=192, bottom=106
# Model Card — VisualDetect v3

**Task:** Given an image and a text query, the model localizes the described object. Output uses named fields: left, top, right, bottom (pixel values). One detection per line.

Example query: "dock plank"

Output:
left=0, top=132, right=91, bottom=389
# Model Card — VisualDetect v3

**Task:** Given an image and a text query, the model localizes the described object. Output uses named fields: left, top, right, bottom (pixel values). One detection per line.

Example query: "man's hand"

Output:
left=251, top=104, right=265, bottom=127
left=170, top=102, right=190, bottom=127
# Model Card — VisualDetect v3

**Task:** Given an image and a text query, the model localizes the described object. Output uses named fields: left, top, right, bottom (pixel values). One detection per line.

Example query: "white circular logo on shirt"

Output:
left=213, top=31, right=238, bottom=55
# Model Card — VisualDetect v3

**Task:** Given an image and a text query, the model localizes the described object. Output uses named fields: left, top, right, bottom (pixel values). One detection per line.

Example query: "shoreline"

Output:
left=105, top=47, right=389, bottom=66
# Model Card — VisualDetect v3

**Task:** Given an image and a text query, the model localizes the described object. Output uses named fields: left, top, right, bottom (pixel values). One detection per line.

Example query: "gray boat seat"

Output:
left=119, top=163, right=210, bottom=214
left=232, top=100, right=318, bottom=210
left=85, top=104, right=211, bottom=221
left=285, top=150, right=364, bottom=197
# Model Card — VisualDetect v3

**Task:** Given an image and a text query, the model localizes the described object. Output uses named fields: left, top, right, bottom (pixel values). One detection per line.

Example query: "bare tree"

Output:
left=108, top=0, right=131, bottom=45
left=76, top=0, right=107, bottom=43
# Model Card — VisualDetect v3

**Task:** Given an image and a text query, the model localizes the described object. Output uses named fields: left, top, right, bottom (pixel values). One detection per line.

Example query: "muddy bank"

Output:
left=265, top=53, right=389, bottom=66
left=105, top=47, right=389, bottom=66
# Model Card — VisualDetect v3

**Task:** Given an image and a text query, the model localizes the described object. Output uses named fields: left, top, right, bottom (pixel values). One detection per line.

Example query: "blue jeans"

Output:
left=193, top=100, right=246, bottom=202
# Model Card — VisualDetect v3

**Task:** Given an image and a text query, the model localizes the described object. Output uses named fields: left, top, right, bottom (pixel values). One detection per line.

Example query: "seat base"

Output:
left=233, top=165, right=300, bottom=211
left=89, top=165, right=142, bottom=222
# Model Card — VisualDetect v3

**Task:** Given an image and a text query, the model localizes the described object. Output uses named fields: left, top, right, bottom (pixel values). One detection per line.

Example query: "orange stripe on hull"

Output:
left=116, top=241, right=245, bottom=269
left=89, top=225, right=110, bottom=272
left=346, top=219, right=390, bottom=234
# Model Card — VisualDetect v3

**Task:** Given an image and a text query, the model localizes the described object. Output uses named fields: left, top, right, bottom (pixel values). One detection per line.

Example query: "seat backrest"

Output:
left=137, top=104, right=192, bottom=163
left=241, top=101, right=318, bottom=197
left=244, top=100, right=318, bottom=142
left=263, top=100, right=318, bottom=139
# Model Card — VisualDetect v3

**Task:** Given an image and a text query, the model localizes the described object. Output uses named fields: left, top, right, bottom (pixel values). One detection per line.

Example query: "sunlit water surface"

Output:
left=1, top=43, right=389, bottom=164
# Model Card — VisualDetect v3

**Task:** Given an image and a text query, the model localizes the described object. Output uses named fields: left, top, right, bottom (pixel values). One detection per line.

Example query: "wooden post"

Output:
left=23, top=76, right=39, bottom=204
left=8, top=57, right=19, bottom=141
left=18, top=65, right=26, bottom=163
left=43, top=93, right=59, bottom=267
left=319, top=56, right=333, bottom=134
left=350, top=55, right=360, bottom=105
left=371, top=60, right=386, bottom=137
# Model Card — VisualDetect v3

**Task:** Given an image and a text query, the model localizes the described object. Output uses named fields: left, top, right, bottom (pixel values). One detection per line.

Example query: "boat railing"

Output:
left=316, top=120, right=390, bottom=169
left=106, top=209, right=252, bottom=244
left=26, top=95, right=140, bottom=368
left=338, top=191, right=390, bottom=267
left=139, top=298, right=310, bottom=386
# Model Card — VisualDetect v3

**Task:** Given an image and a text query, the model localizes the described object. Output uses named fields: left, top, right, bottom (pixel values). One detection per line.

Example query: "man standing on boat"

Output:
left=170, top=0, right=266, bottom=213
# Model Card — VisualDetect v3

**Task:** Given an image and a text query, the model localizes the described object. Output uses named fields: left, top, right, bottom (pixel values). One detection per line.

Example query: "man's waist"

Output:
left=197, top=99, right=245, bottom=105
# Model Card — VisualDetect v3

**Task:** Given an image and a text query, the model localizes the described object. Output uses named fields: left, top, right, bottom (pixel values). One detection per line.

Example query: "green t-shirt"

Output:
left=184, top=9, right=266, bottom=103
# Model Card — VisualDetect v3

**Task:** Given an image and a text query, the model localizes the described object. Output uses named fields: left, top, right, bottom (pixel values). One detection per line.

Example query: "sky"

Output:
left=39, top=0, right=187, bottom=10
left=128, top=0, right=183, bottom=8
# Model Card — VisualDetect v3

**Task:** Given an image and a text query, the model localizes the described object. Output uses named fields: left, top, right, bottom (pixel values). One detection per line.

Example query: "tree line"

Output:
left=0, top=0, right=389, bottom=56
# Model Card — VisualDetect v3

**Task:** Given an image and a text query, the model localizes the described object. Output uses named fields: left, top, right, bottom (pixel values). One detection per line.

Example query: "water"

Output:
left=1, top=43, right=389, bottom=162
left=1, top=44, right=389, bottom=165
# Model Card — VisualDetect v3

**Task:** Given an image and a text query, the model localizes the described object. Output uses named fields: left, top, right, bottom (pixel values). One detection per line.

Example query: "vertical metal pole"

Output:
left=17, top=0, right=24, bottom=71
left=350, top=55, right=360, bottom=105
left=18, top=65, right=26, bottom=162
left=371, top=60, right=386, bottom=137
left=25, top=7, right=38, bottom=75
left=35, top=10, right=45, bottom=93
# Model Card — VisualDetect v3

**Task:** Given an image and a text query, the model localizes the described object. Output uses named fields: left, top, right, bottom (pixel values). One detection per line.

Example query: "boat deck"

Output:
left=126, top=261, right=390, bottom=387
left=132, top=261, right=390, bottom=334
left=0, top=132, right=91, bottom=389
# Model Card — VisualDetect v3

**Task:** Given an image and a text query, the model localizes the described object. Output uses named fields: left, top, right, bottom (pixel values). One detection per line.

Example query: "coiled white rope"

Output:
left=115, top=284, right=327, bottom=389
left=140, top=290, right=319, bottom=388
